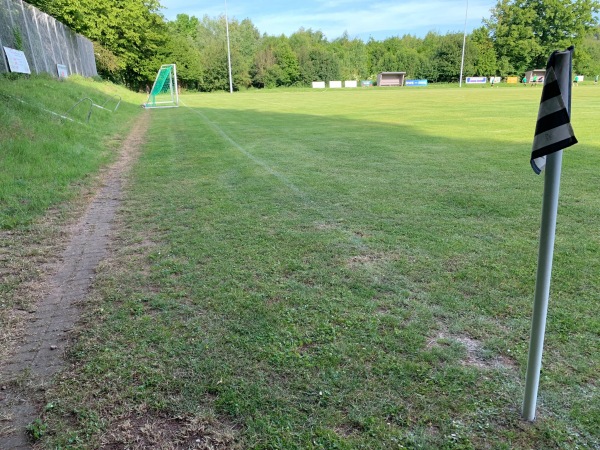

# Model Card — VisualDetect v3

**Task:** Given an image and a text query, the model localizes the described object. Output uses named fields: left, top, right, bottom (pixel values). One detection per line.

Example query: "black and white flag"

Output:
left=531, top=48, right=577, bottom=174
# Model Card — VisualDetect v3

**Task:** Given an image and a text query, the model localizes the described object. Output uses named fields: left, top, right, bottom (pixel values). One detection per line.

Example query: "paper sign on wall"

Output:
left=57, top=64, right=68, bottom=79
left=3, top=47, right=31, bottom=74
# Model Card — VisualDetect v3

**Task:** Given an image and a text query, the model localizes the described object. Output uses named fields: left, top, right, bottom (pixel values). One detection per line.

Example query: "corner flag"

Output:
left=531, top=47, right=577, bottom=174
left=523, top=46, right=575, bottom=422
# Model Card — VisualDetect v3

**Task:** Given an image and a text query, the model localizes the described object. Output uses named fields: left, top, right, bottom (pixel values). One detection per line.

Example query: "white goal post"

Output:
left=144, top=64, right=179, bottom=108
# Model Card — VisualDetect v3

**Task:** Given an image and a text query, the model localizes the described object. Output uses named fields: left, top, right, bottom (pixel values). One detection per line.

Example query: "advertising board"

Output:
left=405, top=79, right=428, bottom=86
left=466, top=76, right=487, bottom=84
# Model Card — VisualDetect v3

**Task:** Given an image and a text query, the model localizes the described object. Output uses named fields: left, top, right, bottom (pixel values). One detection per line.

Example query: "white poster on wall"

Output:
left=3, top=47, right=31, bottom=74
left=57, top=64, right=68, bottom=79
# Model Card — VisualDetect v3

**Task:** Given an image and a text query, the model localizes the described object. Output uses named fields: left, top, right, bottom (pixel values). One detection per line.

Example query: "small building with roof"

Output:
left=525, top=69, right=546, bottom=83
left=377, top=72, right=406, bottom=87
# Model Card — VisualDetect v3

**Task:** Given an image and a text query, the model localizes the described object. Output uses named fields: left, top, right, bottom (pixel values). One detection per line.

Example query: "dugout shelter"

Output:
left=377, top=72, right=406, bottom=87
left=525, top=69, right=545, bottom=83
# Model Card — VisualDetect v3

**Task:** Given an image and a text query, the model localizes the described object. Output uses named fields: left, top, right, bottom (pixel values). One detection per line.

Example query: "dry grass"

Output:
left=99, top=411, right=241, bottom=450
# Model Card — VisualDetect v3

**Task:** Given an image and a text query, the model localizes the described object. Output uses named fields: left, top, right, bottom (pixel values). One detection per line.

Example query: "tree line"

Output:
left=27, top=0, right=600, bottom=91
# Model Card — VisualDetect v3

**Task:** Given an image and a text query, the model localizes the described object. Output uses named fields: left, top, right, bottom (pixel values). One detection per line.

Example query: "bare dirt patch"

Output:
left=428, top=331, right=516, bottom=370
left=0, top=112, right=150, bottom=449
left=346, top=253, right=388, bottom=270
left=99, top=412, right=241, bottom=450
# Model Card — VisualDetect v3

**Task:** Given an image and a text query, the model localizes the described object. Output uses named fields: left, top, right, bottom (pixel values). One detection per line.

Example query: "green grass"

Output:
left=0, top=73, right=144, bottom=229
left=0, top=73, right=145, bottom=363
left=21, top=84, right=600, bottom=448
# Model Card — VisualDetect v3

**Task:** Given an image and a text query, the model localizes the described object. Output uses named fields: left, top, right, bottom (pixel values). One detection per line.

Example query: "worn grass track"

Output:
left=34, top=85, right=600, bottom=448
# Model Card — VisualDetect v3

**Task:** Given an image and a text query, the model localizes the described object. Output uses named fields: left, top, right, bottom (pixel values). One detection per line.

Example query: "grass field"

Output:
left=5, top=82, right=600, bottom=448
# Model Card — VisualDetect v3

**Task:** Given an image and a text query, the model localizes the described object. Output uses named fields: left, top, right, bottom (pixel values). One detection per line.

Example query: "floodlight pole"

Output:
left=225, top=0, right=233, bottom=94
left=459, top=0, right=468, bottom=87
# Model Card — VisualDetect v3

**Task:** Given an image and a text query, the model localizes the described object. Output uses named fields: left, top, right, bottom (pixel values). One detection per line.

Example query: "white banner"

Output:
left=57, top=64, right=69, bottom=79
left=3, top=47, right=31, bottom=74
left=466, top=76, right=487, bottom=84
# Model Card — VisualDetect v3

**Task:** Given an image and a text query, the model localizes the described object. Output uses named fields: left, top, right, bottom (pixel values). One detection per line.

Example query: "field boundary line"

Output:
left=180, top=100, right=307, bottom=199
left=180, top=99, right=367, bottom=250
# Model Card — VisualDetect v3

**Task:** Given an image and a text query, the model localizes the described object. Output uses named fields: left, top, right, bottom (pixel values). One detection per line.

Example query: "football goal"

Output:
left=144, top=64, right=179, bottom=108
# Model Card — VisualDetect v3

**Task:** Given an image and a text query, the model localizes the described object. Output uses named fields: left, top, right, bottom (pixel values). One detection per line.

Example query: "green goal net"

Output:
left=144, top=64, right=179, bottom=108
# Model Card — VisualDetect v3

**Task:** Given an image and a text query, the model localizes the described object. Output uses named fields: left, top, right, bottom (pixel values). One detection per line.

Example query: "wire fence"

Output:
left=0, top=0, right=97, bottom=77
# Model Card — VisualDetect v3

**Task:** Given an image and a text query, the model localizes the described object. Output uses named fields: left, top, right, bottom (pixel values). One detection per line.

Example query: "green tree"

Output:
left=160, top=34, right=203, bottom=90
left=366, top=38, right=384, bottom=78
left=252, top=42, right=278, bottom=88
left=527, top=0, right=600, bottom=67
left=29, top=0, right=169, bottom=88
left=419, top=32, right=444, bottom=81
left=92, top=41, right=123, bottom=80
left=576, top=27, right=600, bottom=76
left=331, top=32, right=368, bottom=80
left=484, top=0, right=541, bottom=74
left=471, top=27, right=498, bottom=76
left=306, top=47, right=340, bottom=82
left=433, top=33, right=475, bottom=82
left=194, top=15, right=260, bottom=91
left=368, top=37, right=403, bottom=74
left=199, top=48, right=229, bottom=89
left=169, top=13, right=199, bottom=40
left=485, top=0, right=599, bottom=73
left=229, top=18, right=261, bottom=89
left=367, top=37, right=416, bottom=78
left=252, top=36, right=299, bottom=88
left=289, top=28, right=338, bottom=84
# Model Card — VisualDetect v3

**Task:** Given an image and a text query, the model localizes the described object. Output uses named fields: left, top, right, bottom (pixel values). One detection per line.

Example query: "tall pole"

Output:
left=522, top=48, right=573, bottom=422
left=459, top=0, right=468, bottom=87
left=225, top=0, right=233, bottom=94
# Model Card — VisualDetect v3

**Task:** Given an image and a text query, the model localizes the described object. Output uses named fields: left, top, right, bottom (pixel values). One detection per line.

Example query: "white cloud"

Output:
left=160, top=0, right=496, bottom=39
left=253, top=1, right=494, bottom=39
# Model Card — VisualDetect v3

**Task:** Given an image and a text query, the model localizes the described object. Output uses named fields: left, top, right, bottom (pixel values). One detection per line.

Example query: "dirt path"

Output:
left=0, top=112, right=149, bottom=449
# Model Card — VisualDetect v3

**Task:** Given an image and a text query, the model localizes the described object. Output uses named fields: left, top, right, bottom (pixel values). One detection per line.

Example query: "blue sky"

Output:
left=159, top=0, right=498, bottom=41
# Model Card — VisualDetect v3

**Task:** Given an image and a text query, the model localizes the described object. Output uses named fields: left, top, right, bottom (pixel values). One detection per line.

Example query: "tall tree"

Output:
left=289, top=28, right=339, bottom=84
left=194, top=15, right=260, bottom=91
left=433, top=33, right=475, bottom=82
left=159, top=34, right=203, bottom=90
left=485, top=0, right=599, bottom=73
left=528, top=0, right=600, bottom=66
left=471, top=27, right=498, bottom=76
left=576, top=26, right=600, bottom=75
left=484, top=0, right=541, bottom=73
left=169, top=13, right=199, bottom=40
left=228, top=18, right=261, bottom=89
left=331, top=32, right=368, bottom=80
left=252, top=36, right=299, bottom=88
left=29, top=0, right=168, bottom=88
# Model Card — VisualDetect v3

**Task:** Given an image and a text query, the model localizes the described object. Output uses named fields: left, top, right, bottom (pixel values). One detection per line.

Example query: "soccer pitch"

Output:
left=45, top=86, right=600, bottom=448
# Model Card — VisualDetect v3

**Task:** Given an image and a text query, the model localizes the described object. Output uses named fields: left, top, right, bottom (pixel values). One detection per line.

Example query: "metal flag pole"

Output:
left=225, top=0, right=233, bottom=94
left=522, top=47, right=573, bottom=422
left=459, top=0, right=468, bottom=88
